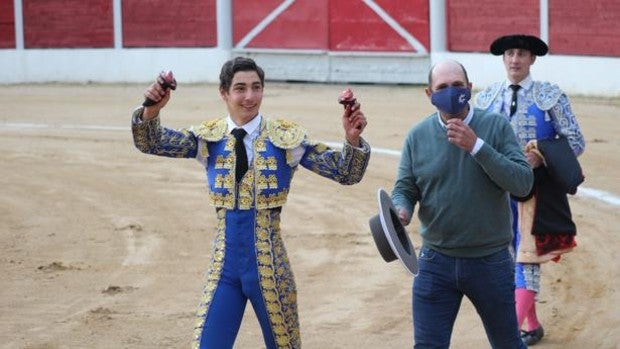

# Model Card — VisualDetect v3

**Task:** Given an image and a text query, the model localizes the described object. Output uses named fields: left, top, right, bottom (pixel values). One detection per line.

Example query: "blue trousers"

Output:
left=194, top=209, right=299, bottom=349
left=413, top=246, right=526, bottom=349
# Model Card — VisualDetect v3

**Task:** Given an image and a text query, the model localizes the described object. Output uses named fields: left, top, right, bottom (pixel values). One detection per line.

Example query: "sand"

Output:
left=1, top=81, right=618, bottom=349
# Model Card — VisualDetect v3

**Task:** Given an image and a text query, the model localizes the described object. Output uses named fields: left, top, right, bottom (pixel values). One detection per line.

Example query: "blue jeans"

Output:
left=413, top=246, right=526, bottom=349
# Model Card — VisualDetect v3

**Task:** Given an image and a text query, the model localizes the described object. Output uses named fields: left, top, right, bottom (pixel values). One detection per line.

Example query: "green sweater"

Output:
left=392, top=108, right=533, bottom=258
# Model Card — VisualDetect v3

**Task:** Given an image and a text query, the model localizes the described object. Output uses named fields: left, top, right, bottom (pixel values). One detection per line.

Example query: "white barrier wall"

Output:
left=434, top=52, right=620, bottom=97
left=0, top=48, right=231, bottom=84
left=2, top=48, right=619, bottom=97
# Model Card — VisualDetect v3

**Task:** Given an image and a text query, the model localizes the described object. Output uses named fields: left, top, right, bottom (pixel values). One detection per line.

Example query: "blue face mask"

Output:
left=430, top=86, right=471, bottom=115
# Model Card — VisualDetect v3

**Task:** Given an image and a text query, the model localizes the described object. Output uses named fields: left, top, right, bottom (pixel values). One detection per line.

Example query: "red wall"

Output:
left=233, top=0, right=329, bottom=49
left=549, top=0, right=620, bottom=56
left=447, top=0, right=620, bottom=57
left=23, top=0, right=114, bottom=48
left=122, top=0, right=217, bottom=47
left=447, top=0, right=540, bottom=53
left=0, top=0, right=15, bottom=48
left=329, top=0, right=429, bottom=51
left=6, top=0, right=620, bottom=57
left=233, top=0, right=429, bottom=53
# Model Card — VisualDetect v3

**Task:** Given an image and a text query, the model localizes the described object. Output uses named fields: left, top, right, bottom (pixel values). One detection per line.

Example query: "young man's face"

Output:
left=503, top=48, right=536, bottom=84
left=220, top=70, right=263, bottom=125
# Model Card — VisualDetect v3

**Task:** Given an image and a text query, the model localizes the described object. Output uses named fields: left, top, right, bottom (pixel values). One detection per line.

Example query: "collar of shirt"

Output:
left=504, top=74, right=533, bottom=92
left=227, top=114, right=262, bottom=138
left=227, top=114, right=261, bottom=164
left=436, top=103, right=474, bottom=130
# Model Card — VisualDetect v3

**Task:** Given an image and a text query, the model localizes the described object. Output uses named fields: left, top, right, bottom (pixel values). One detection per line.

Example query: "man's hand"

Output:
left=141, top=71, right=176, bottom=120
left=446, top=118, right=477, bottom=152
left=342, top=102, right=367, bottom=147
left=398, top=207, right=410, bottom=226
left=526, top=151, right=544, bottom=168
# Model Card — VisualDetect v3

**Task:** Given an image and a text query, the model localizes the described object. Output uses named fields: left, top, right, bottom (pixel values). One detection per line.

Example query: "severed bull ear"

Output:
left=338, top=88, right=357, bottom=109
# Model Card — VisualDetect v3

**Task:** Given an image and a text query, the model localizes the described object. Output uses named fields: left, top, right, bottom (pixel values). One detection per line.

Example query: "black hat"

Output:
left=368, top=188, right=418, bottom=275
left=490, top=34, right=548, bottom=56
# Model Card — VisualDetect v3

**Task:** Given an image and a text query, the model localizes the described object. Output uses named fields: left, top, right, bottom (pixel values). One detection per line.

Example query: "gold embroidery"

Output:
left=238, top=171, right=254, bottom=209
left=199, top=141, right=209, bottom=158
left=192, top=209, right=227, bottom=349
left=256, top=173, right=269, bottom=190
left=256, top=190, right=289, bottom=209
left=255, top=209, right=300, bottom=348
left=215, top=155, right=226, bottom=169
left=195, top=118, right=227, bottom=141
left=132, top=114, right=199, bottom=157
left=224, top=170, right=235, bottom=190
left=302, top=140, right=370, bottom=185
left=268, top=174, right=278, bottom=189
left=209, top=191, right=235, bottom=209
left=206, top=118, right=369, bottom=211
left=255, top=156, right=267, bottom=170
left=225, top=138, right=235, bottom=152
left=266, top=156, right=278, bottom=170
left=267, top=119, right=306, bottom=149
left=227, top=156, right=235, bottom=168
left=214, top=174, right=224, bottom=188
left=255, top=138, right=267, bottom=152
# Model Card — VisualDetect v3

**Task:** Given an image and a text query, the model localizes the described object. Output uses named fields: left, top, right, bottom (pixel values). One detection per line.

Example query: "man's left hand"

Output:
left=343, top=102, right=367, bottom=147
left=446, top=118, right=476, bottom=152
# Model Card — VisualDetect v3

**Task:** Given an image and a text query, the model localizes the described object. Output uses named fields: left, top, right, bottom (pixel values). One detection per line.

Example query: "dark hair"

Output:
left=427, top=60, right=469, bottom=87
left=219, top=56, right=265, bottom=91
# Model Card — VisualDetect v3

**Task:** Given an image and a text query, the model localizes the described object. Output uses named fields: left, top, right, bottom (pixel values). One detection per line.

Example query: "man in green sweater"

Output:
left=391, top=59, right=533, bottom=348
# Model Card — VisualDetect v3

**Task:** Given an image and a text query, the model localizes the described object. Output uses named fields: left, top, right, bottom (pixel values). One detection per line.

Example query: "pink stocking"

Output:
left=515, top=288, right=536, bottom=329
left=526, top=301, right=540, bottom=331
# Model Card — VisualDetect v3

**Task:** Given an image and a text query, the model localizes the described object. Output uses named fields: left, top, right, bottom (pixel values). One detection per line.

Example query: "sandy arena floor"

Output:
left=1, top=81, right=618, bottom=348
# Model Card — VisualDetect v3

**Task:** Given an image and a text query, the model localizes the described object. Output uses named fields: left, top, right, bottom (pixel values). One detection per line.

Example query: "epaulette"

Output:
left=192, top=118, right=227, bottom=141
left=474, top=82, right=503, bottom=110
left=532, top=81, right=563, bottom=111
left=267, top=118, right=306, bottom=149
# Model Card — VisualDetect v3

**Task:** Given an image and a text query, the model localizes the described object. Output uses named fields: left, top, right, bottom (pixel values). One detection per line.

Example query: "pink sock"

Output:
left=515, top=288, right=536, bottom=329
left=526, top=302, right=540, bottom=331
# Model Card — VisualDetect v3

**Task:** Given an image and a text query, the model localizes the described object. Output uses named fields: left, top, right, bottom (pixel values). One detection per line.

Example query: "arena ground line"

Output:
left=2, top=122, right=618, bottom=207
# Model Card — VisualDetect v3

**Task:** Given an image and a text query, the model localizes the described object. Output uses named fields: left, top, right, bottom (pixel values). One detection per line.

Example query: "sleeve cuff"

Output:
left=347, top=137, right=370, bottom=152
left=470, top=137, right=484, bottom=156
left=132, top=106, right=160, bottom=125
left=132, top=106, right=145, bottom=124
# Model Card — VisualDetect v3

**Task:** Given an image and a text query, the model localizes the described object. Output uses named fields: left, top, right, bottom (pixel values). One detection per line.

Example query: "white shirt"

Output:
left=227, top=114, right=306, bottom=166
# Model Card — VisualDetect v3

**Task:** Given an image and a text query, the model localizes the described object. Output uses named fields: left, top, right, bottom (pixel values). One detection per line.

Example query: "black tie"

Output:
left=509, top=84, right=521, bottom=116
left=231, top=128, right=248, bottom=183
